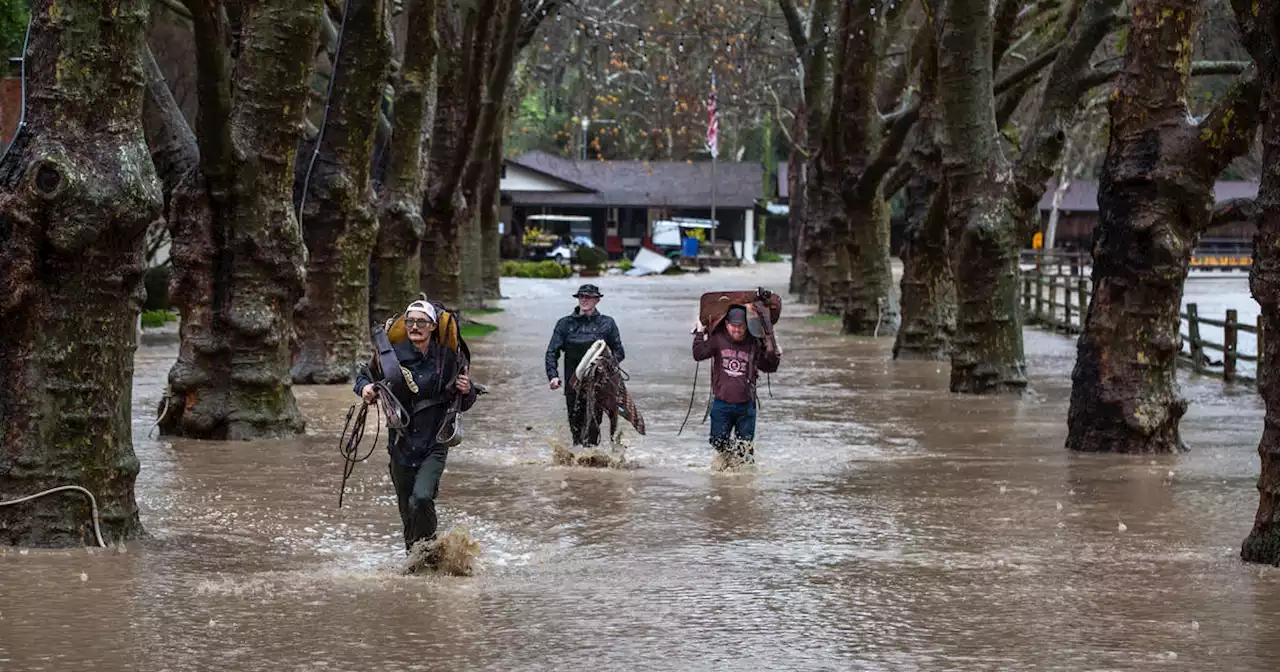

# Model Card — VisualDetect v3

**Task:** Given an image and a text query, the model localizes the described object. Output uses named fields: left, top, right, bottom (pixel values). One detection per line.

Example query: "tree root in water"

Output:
left=402, top=525, right=480, bottom=576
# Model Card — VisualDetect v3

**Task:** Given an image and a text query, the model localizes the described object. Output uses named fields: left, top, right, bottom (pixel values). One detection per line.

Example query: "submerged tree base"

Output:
left=1242, top=526, right=1280, bottom=566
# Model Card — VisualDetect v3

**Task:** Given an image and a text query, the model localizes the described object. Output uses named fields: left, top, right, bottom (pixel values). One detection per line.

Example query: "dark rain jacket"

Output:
left=545, top=308, right=626, bottom=382
left=354, top=340, right=478, bottom=468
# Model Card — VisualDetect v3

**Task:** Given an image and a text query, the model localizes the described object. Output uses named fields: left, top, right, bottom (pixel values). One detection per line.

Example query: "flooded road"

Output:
left=3, top=262, right=1279, bottom=670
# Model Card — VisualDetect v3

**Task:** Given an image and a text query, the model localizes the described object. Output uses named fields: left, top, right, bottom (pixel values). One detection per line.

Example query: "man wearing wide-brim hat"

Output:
left=544, top=283, right=626, bottom=447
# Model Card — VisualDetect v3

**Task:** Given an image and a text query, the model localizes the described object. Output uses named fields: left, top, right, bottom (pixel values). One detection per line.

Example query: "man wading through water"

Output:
left=692, top=305, right=781, bottom=467
left=545, top=284, right=626, bottom=447
left=354, top=300, right=476, bottom=566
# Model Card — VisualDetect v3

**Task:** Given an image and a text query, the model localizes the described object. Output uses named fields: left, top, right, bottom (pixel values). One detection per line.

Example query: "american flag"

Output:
left=706, top=72, right=718, bottom=159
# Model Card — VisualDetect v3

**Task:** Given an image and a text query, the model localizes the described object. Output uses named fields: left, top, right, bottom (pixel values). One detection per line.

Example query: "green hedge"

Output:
left=141, top=309, right=179, bottom=328
left=500, top=260, right=574, bottom=278
left=758, top=249, right=785, bottom=263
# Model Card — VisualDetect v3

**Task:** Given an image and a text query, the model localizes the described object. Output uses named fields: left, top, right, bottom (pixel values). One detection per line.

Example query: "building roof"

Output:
left=504, top=150, right=765, bottom=209
left=773, top=158, right=1261, bottom=212
left=1037, top=179, right=1258, bottom=212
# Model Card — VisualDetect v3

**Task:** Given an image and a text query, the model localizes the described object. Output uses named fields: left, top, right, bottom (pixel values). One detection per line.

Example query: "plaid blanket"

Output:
left=569, top=342, right=646, bottom=440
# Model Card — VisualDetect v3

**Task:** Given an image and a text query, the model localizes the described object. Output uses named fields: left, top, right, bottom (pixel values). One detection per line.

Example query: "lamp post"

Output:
left=580, top=118, right=618, bottom=160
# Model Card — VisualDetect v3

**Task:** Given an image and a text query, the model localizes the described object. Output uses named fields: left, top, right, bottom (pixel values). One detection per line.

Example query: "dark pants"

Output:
left=565, top=386, right=603, bottom=447
left=388, top=448, right=448, bottom=551
left=709, top=399, right=756, bottom=456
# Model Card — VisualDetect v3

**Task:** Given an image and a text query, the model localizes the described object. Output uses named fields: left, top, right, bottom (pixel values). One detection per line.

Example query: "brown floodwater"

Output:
left=2, top=263, right=1278, bottom=671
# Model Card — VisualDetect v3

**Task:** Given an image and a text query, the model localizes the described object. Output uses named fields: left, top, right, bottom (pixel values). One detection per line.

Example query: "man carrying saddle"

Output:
left=691, top=289, right=782, bottom=466
left=354, top=299, right=477, bottom=557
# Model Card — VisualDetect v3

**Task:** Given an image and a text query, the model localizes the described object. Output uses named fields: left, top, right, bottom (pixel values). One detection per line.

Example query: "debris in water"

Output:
left=403, top=526, right=481, bottom=577
left=79, top=572, right=88, bottom=582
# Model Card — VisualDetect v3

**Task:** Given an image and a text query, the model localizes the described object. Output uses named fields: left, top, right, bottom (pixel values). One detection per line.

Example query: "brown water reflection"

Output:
left=3, top=263, right=1279, bottom=670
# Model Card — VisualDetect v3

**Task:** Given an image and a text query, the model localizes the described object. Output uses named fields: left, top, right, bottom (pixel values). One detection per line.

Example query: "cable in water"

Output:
left=0, top=486, right=107, bottom=548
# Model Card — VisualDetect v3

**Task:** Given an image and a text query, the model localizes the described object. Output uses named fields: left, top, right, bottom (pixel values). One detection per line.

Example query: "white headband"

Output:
left=405, top=300, right=438, bottom=323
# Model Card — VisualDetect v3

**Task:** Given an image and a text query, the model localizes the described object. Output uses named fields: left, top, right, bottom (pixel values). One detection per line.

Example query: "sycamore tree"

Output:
left=0, top=0, right=161, bottom=545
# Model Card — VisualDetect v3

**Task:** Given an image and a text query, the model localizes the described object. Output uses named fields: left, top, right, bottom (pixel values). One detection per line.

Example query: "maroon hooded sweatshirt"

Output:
left=691, top=327, right=780, bottom=404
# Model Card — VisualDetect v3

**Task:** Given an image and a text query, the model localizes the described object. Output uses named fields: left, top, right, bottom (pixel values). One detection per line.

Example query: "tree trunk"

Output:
left=780, top=0, right=833, bottom=305
left=831, top=0, right=903, bottom=337
left=480, top=110, right=504, bottom=301
left=0, top=0, right=161, bottom=546
left=934, top=0, right=1025, bottom=394
left=1066, top=0, right=1260, bottom=452
left=371, top=0, right=437, bottom=323
left=892, top=37, right=953, bottom=359
left=159, top=0, right=321, bottom=440
left=459, top=190, right=483, bottom=307
left=1233, top=0, right=1280, bottom=565
left=895, top=182, right=954, bottom=359
left=785, top=137, right=809, bottom=297
left=801, top=160, right=844, bottom=314
left=293, top=0, right=393, bottom=384
left=420, top=0, right=467, bottom=305
left=842, top=194, right=897, bottom=335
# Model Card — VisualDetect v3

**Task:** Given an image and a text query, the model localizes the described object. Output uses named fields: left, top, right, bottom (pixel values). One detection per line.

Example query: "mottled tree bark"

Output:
left=370, top=0, right=437, bottom=322
left=1067, top=0, right=1259, bottom=452
left=293, top=0, right=393, bottom=384
left=779, top=0, right=833, bottom=304
left=480, top=106, right=506, bottom=301
left=895, top=183, right=954, bottom=359
left=0, top=0, right=161, bottom=546
left=422, top=0, right=545, bottom=306
left=420, top=0, right=469, bottom=305
left=159, top=0, right=321, bottom=439
left=1236, top=0, right=1280, bottom=566
left=892, top=31, right=953, bottom=360
left=802, top=0, right=886, bottom=320
left=785, top=127, right=809, bottom=296
left=459, top=194, right=483, bottom=306
left=933, top=0, right=1025, bottom=393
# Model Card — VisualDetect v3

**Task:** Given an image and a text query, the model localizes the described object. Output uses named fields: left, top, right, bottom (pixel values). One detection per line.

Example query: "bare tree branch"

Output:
left=1079, top=59, right=1253, bottom=90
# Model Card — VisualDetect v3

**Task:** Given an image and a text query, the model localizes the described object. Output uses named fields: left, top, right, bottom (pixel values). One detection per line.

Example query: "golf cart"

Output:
left=523, top=214, right=595, bottom=264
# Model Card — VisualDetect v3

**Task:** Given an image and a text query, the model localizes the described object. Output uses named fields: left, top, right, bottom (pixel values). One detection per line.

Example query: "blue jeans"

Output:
left=709, top=399, right=756, bottom=451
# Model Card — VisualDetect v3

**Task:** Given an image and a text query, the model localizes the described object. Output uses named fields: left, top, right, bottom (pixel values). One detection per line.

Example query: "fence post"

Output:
left=1022, top=273, right=1032, bottom=314
left=1063, top=275, right=1073, bottom=329
left=1034, top=268, right=1044, bottom=323
left=1048, top=274, right=1059, bottom=330
left=1076, top=278, right=1088, bottom=332
left=1224, top=309, right=1238, bottom=383
left=1187, top=303, right=1203, bottom=374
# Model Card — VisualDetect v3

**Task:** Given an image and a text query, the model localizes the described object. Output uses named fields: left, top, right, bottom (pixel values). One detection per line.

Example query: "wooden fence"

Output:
left=1019, top=251, right=1262, bottom=386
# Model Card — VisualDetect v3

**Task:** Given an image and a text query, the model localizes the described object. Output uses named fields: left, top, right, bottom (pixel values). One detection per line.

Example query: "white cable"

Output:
left=0, top=485, right=107, bottom=548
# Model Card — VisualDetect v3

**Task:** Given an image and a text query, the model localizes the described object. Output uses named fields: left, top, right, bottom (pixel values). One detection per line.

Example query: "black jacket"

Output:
left=545, top=308, right=625, bottom=382
left=354, top=340, right=478, bottom=468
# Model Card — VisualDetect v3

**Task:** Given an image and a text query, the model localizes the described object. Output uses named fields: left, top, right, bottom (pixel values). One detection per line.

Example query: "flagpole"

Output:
left=710, top=151, right=717, bottom=244
left=709, top=72, right=718, bottom=244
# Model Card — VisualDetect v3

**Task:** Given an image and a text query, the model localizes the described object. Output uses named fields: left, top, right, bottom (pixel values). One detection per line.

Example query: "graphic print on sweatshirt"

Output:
left=719, top=347, right=752, bottom=378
